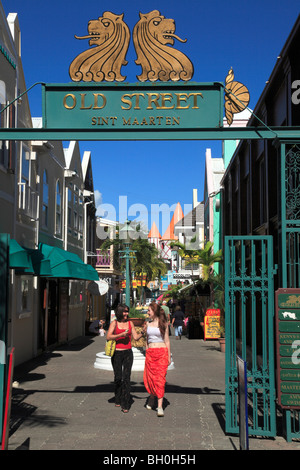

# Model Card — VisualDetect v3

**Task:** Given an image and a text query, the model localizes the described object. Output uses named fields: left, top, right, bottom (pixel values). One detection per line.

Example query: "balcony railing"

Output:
left=96, top=249, right=111, bottom=268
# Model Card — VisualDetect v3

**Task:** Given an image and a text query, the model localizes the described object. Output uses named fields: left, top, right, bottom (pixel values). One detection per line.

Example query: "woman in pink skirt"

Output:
left=143, top=302, right=171, bottom=417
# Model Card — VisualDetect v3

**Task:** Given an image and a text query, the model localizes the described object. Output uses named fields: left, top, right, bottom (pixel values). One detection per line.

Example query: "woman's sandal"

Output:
left=146, top=396, right=154, bottom=410
left=115, top=404, right=121, bottom=407
left=121, top=409, right=129, bottom=413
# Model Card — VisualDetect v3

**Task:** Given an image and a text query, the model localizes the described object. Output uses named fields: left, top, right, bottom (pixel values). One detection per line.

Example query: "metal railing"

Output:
left=96, top=249, right=111, bottom=268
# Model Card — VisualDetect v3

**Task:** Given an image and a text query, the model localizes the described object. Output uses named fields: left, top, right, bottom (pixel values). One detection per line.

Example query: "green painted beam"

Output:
left=1, top=126, right=300, bottom=141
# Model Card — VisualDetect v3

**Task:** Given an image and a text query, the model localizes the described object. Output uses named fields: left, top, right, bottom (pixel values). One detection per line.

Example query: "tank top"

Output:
left=114, top=321, right=132, bottom=350
left=147, top=325, right=164, bottom=343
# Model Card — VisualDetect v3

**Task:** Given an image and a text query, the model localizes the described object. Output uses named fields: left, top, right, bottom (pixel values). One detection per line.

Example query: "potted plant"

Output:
left=128, top=307, right=147, bottom=327
left=128, top=308, right=147, bottom=348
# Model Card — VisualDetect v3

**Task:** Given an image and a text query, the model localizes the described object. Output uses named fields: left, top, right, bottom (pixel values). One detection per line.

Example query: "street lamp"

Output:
left=119, top=220, right=136, bottom=307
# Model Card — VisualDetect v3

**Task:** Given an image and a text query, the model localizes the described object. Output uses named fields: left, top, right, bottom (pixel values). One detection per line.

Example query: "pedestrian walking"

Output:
left=143, top=302, right=171, bottom=417
left=106, top=304, right=144, bottom=413
left=161, top=300, right=172, bottom=335
left=172, top=305, right=185, bottom=339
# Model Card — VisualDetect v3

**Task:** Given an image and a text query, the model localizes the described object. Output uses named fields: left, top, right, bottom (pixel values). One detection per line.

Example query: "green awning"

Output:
left=9, top=239, right=34, bottom=271
left=39, top=243, right=99, bottom=281
left=25, top=248, right=52, bottom=276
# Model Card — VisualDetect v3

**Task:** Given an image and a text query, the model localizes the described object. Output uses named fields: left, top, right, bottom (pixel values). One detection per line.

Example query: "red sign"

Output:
left=205, top=308, right=221, bottom=317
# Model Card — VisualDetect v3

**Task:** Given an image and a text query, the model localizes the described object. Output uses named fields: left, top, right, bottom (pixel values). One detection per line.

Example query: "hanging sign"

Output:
left=276, top=289, right=300, bottom=409
left=42, top=82, right=223, bottom=134
left=204, top=308, right=221, bottom=340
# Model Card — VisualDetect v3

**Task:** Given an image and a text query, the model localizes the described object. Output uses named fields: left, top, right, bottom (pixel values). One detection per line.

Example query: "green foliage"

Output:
left=101, top=221, right=166, bottom=282
left=170, top=239, right=222, bottom=282
left=209, top=272, right=225, bottom=312
left=128, top=308, right=147, bottom=318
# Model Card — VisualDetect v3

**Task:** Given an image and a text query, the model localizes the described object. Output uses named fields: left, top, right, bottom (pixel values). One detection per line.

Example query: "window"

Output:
left=21, top=147, right=30, bottom=184
left=18, top=144, right=38, bottom=219
left=68, top=187, right=72, bottom=227
left=78, top=214, right=83, bottom=233
left=73, top=186, right=79, bottom=235
left=55, top=180, right=61, bottom=235
left=42, top=170, right=48, bottom=227
left=19, top=145, right=30, bottom=209
left=17, top=277, right=32, bottom=319
left=0, top=80, right=7, bottom=167
left=259, top=158, right=266, bottom=226
left=0, top=81, right=15, bottom=170
left=0, top=103, right=7, bottom=166
left=21, top=278, right=29, bottom=310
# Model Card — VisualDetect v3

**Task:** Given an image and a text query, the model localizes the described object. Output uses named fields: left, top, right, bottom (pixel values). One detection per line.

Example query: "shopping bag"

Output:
left=105, top=340, right=116, bottom=357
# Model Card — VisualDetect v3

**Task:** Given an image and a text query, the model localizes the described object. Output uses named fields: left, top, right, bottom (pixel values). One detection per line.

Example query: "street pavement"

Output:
left=5, top=333, right=300, bottom=452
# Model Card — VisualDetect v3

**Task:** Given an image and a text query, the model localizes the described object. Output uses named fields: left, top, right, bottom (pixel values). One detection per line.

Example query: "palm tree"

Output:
left=196, top=241, right=222, bottom=281
left=170, top=239, right=222, bottom=282
left=132, top=238, right=167, bottom=303
left=101, top=222, right=167, bottom=304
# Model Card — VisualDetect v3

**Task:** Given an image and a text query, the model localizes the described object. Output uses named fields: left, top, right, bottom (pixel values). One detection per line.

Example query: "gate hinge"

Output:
left=272, top=264, right=278, bottom=276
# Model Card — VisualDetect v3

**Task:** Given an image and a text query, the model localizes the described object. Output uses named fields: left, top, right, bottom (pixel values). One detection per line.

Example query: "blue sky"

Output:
left=2, top=0, right=300, bottom=234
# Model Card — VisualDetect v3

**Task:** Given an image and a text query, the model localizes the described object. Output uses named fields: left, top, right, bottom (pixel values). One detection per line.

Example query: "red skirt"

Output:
left=143, top=348, right=169, bottom=399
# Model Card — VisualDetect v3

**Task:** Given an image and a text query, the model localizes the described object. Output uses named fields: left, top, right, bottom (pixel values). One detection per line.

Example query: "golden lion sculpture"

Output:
left=69, top=11, right=130, bottom=82
left=132, top=10, right=194, bottom=82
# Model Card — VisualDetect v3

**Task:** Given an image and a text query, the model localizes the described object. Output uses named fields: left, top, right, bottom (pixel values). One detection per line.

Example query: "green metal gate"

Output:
left=224, top=236, right=277, bottom=436
left=279, top=141, right=300, bottom=441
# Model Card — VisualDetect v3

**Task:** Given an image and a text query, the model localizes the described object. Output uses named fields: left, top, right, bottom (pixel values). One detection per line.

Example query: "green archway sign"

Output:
left=42, top=81, right=224, bottom=138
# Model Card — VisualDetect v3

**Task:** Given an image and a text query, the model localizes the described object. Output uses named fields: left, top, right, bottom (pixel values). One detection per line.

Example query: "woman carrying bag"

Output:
left=106, top=304, right=144, bottom=413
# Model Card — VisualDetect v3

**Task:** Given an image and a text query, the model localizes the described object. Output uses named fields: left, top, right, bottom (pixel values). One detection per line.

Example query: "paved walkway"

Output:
left=6, top=334, right=300, bottom=451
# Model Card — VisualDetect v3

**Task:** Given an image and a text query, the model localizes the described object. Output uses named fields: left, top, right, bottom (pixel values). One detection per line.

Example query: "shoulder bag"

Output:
left=105, top=321, right=116, bottom=357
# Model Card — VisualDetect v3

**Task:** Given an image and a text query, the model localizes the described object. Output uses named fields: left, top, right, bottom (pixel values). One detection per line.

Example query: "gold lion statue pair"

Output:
left=69, top=10, right=194, bottom=83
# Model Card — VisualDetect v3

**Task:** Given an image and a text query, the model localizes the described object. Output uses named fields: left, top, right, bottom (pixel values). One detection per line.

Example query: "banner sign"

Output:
left=42, top=82, right=223, bottom=136
left=276, top=289, right=300, bottom=409
left=204, top=308, right=221, bottom=340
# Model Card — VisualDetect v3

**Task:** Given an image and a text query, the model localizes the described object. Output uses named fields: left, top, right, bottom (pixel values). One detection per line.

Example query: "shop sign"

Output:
left=204, top=308, right=221, bottom=340
left=173, top=272, right=192, bottom=279
left=42, top=82, right=223, bottom=133
left=276, top=289, right=300, bottom=409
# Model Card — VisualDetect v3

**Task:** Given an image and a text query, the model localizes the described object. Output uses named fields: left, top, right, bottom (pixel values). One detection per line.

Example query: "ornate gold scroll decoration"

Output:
left=224, top=68, right=250, bottom=125
left=132, top=10, right=194, bottom=82
left=69, top=12, right=130, bottom=82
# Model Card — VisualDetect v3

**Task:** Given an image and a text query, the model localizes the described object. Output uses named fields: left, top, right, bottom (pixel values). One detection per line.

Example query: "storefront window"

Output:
left=42, top=170, right=48, bottom=227
left=21, top=278, right=29, bottom=310
left=18, top=277, right=32, bottom=319
left=0, top=80, right=7, bottom=167
left=55, top=179, right=61, bottom=235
